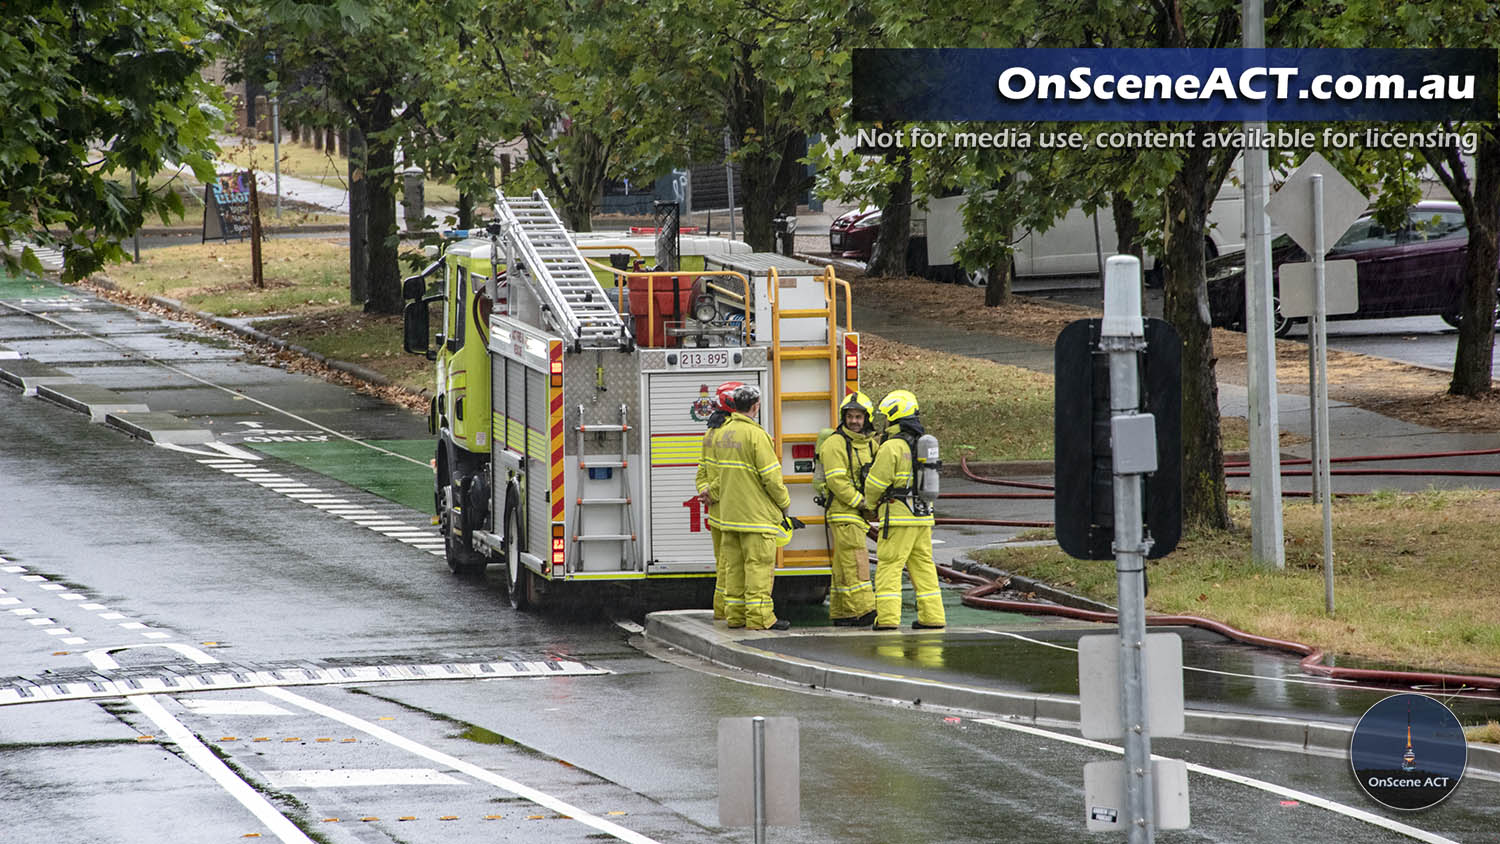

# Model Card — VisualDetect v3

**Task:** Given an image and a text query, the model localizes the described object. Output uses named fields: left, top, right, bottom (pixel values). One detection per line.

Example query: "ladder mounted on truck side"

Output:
left=494, top=190, right=632, bottom=350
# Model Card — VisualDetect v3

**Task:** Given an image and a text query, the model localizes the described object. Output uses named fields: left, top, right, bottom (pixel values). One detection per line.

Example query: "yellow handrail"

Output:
left=575, top=243, right=643, bottom=257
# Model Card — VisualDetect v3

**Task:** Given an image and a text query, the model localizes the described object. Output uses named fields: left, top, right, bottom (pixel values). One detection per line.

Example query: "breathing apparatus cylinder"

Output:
left=914, top=433, right=941, bottom=506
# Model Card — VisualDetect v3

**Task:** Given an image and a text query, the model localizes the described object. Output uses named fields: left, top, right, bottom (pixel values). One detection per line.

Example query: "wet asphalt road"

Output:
left=4, top=280, right=1500, bottom=842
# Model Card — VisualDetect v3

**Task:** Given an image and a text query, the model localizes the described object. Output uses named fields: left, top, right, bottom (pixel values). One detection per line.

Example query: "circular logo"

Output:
left=1350, top=693, right=1467, bottom=811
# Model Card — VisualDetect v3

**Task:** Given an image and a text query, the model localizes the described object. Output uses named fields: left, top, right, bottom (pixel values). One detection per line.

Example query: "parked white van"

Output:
left=912, top=182, right=1247, bottom=286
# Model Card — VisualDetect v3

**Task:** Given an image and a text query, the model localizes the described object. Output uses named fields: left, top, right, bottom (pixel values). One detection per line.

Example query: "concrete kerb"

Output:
left=87, top=275, right=393, bottom=388
left=643, top=609, right=1500, bottom=776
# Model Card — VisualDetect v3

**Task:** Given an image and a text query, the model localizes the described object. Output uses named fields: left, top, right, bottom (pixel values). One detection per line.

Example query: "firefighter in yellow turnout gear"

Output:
left=702, top=384, right=793, bottom=630
left=696, top=381, right=743, bottom=619
left=819, top=392, right=878, bottom=626
left=863, top=390, right=946, bottom=630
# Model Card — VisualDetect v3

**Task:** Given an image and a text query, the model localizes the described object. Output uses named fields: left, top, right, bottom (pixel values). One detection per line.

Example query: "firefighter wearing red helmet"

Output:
left=695, top=380, right=742, bottom=618
left=700, top=383, right=792, bottom=630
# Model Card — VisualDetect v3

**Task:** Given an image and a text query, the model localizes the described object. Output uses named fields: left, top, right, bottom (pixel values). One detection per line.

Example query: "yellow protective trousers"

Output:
left=711, top=527, right=726, bottom=619
left=720, top=530, right=778, bottom=629
left=873, top=524, right=945, bottom=628
left=828, top=522, right=875, bottom=620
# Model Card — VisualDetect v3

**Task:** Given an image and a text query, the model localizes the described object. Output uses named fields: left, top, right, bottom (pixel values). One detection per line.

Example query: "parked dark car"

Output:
left=829, top=206, right=881, bottom=260
left=1207, top=201, right=1483, bottom=337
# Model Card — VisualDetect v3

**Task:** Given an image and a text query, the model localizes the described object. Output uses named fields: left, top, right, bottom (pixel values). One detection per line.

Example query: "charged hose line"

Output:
left=936, top=565, right=1500, bottom=692
left=0, top=299, right=430, bottom=469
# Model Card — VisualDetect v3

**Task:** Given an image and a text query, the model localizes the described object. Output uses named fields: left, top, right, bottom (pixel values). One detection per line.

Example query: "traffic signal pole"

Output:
left=1101, top=256, right=1155, bottom=843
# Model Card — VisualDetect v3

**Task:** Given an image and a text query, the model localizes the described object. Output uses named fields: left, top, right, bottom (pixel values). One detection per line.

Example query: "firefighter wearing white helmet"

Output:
left=818, top=391, right=878, bottom=626
left=701, top=383, right=793, bottom=631
left=863, top=389, right=946, bottom=630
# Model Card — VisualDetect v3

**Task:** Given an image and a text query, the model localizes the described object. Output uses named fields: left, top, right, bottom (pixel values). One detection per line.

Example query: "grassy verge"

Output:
left=974, top=490, right=1500, bottom=676
left=103, top=239, right=359, bottom=317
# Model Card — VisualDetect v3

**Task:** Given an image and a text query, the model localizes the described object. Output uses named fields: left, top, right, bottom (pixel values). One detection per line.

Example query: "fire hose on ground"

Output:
left=913, top=456, right=1500, bottom=692
left=932, top=564, right=1500, bottom=692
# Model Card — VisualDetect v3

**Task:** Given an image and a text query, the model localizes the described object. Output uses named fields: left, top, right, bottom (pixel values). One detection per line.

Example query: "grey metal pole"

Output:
left=1311, top=175, right=1335, bottom=614
left=752, top=716, right=766, bottom=844
left=130, top=173, right=141, bottom=263
left=1102, top=257, right=1154, bottom=844
left=1242, top=0, right=1286, bottom=569
left=272, top=97, right=282, bottom=218
left=725, top=130, right=737, bottom=242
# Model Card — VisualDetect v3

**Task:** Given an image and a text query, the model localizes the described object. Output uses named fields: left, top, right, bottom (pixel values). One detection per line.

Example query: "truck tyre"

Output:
left=504, top=501, right=536, bottom=610
left=439, top=444, right=486, bottom=577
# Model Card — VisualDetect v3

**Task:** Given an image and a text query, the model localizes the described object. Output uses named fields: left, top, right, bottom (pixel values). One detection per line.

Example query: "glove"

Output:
left=789, top=516, right=806, bottom=530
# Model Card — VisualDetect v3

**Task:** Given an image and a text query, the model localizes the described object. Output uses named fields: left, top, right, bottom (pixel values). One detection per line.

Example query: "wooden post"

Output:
left=248, top=170, right=265, bottom=289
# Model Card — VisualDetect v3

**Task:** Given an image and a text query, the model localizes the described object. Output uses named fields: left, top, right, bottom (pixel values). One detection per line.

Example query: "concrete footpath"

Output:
left=643, top=608, right=1500, bottom=778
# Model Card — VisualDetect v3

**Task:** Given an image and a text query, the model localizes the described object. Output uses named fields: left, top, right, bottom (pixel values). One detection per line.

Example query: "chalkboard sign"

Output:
left=202, top=171, right=253, bottom=242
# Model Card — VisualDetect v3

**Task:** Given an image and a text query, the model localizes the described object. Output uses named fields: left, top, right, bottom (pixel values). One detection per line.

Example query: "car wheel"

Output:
left=961, top=266, right=988, bottom=288
left=1442, top=294, right=1500, bottom=329
left=1273, top=298, right=1294, bottom=338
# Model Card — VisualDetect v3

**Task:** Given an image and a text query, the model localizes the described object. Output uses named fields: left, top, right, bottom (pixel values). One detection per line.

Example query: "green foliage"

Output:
left=0, top=0, right=229, bottom=280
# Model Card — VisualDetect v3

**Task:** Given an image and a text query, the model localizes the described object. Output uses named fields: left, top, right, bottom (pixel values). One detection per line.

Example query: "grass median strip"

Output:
left=974, top=490, right=1500, bottom=677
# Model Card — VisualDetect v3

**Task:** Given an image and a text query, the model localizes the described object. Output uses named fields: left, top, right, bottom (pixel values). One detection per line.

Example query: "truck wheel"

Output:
left=441, top=460, right=486, bottom=577
left=504, top=503, right=535, bottom=610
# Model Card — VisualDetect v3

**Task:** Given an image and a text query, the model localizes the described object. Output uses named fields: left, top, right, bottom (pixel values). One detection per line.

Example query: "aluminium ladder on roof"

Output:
left=494, top=189, right=630, bottom=348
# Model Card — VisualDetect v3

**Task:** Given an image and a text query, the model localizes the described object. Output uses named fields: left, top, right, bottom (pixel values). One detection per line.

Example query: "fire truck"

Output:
left=402, top=190, right=860, bottom=610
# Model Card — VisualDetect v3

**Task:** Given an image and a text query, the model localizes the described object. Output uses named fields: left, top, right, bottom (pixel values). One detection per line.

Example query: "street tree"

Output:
left=0, top=0, right=227, bottom=281
left=646, top=0, right=849, bottom=252
left=235, top=0, right=436, bottom=314
left=1329, top=0, right=1500, bottom=397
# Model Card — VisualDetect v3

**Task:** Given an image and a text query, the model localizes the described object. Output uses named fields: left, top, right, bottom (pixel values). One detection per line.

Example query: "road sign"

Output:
left=719, top=716, right=799, bottom=830
left=1266, top=152, right=1368, bottom=256
left=1279, top=260, right=1359, bottom=318
left=1085, top=759, right=1191, bottom=832
left=1078, top=633, right=1185, bottom=740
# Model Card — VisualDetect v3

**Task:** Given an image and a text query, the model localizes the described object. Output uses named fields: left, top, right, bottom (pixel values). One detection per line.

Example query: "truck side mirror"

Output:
left=403, top=276, right=426, bottom=301
left=403, top=298, right=433, bottom=359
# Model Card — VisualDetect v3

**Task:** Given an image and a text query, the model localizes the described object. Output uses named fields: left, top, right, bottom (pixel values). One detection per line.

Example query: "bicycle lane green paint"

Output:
left=246, top=438, right=436, bottom=514
left=0, top=268, right=74, bottom=300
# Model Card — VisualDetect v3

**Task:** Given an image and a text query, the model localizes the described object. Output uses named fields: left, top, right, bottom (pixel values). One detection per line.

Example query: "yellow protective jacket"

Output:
left=863, top=433, right=935, bottom=528
left=695, top=424, right=723, bottom=529
left=706, top=412, right=791, bottom=538
left=818, top=427, right=877, bottom=526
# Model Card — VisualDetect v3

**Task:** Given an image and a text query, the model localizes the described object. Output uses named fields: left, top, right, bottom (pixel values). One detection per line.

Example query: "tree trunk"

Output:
left=1450, top=136, right=1500, bottom=397
left=1162, top=150, right=1230, bottom=532
left=867, top=154, right=912, bottom=277
left=984, top=257, right=1013, bottom=307
left=363, top=106, right=402, bottom=315
left=347, top=126, right=368, bottom=306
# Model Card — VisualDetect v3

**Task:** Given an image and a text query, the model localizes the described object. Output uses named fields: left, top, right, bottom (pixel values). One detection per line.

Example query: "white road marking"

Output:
left=0, top=598, right=19, bottom=606
left=263, top=687, right=662, bottom=844
left=178, top=699, right=293, bottom=716
left=79, top=603, right=107, bottom=610
left=972, top=718, right=1458, bottom=844
left=38, top=583, right=64, bottom=591
left=261, top=768, right=465, bottom=788
left=62, top=636, right=87, bottom=645
left=131, top=694, right=316, bottom=843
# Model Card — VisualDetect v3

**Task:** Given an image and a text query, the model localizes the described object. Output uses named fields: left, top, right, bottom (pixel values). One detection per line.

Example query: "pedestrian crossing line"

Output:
left=196, top=459, right=447, bottom=556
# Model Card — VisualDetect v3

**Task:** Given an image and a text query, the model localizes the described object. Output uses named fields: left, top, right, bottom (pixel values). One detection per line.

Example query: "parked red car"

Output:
left=1207, top=201, right=1487, bottom=336
left=829, top=206, right=881, bottom=259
